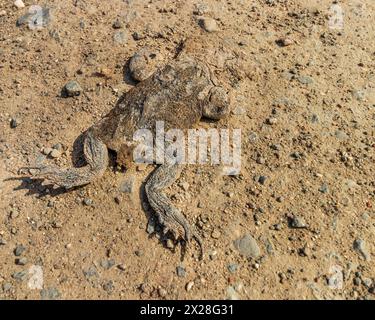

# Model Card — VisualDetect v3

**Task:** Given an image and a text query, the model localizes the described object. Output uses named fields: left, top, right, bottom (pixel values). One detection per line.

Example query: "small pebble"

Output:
left=362, top=278, right=373, bottom=288
left=40, top=287, right=61, bottom=300
left=112, top=19, right=123, bottom=29
left=63, top=81, right=82, bottom=97
left=266, top=117, right=277, bottom=125
left=117, top=264, right=126, bottom=271
left=289, top=216, right=307, bottom=228
left=353, top=277, right=361, bottom=286
left=193, top=3, right=210, bottom=15
left=199, top=17, right=218, bottom=32
left=100, top=259, right=115, bottom=270
left=158, top=288, right=167, bottom=298
left=2, top=283, right=12, bottom=292
left=14, top=244, right=26, bottom=256
left=10, top=118, right=20, bottom=128
left=353, top=239, right=370, bottom=261
left=113, top=31, right=127, bottom=44
left=146, top=220, right=155, bottom=234
left=16, top=257, right=28, bottom=265
left=166, top=239, right=174, bottom=249
left=319, top=184, right=329, bottom=193
left=180, top=182, right=190, bottom=191
left=12, top=270, right=28, bottom=281
left=52, top=143, right=63, bottom=150
left=226, top=286, right=240, bottom=300
left=352, top=89, right=365, bottom=101
left=0, top=10, right=6, bottom=17
left=277, top=38, right=293, bottom=47
left=233, top=234, right=260, bottom=259
left=103, top=280, right=114, bottom=293
left=176, top=266, right=186, bottom=277
left=227, top=263, right=238, bottom=273
left=14, top=0, right=25, bottom=9
left=9, top=209, right=19, bottom=219
left=258, top=176, right=267, bottom=185
left=42, top=147, right=53, bottom=155
left=119, top=176, right=135, bottom=193
left=132, top=32, right=145, bottom=40
left=297, top=75, right=314, bottom=85
left=83, top=198, right=93, bottom=206
left=50, top=149, right=61, bottom=158
left=211, top=229, right=221, bottom=239
left=186, top=281, right=194, bottom=292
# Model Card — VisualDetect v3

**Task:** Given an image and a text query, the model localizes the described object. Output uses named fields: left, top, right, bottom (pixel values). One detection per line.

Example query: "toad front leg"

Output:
left=20, top=131, right=109, bottom=189
left=145, top=164, right=203, bottom=258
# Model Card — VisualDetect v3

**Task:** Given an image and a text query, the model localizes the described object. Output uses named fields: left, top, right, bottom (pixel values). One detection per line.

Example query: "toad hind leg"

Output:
left=145, top=164, right=203, bottom=259
left=19, top=131, right=108, bottom=189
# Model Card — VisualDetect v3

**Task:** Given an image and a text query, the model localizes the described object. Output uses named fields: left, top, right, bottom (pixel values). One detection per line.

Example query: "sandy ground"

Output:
left=0, top=0, right=374, bottom=300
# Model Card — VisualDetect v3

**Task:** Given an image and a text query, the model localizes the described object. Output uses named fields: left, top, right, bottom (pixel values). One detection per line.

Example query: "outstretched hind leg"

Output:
left=19, top=131, right=108, bottom=189
left=145, top=164, right=203, bottom=259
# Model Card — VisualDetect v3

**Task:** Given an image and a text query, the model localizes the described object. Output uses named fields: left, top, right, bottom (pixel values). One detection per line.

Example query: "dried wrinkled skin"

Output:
left=22, top=47, right=231, bottom=258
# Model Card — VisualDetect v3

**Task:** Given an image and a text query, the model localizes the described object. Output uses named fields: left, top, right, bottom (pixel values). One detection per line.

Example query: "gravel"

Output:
left=12, top=270, right=28, bottom=281
left=102, top=280, right=114, bottom=293
left=14, top=244, right=26, bottom=256
left=83, top=198, right=94, bottom=206
left=193, top=3, right=210, bottom=15
left=10, top=118, right=20, bottom=128
left=276, top=38, right=293, bottom=47
left=353, top=239, right=371, bottom=261
left=227, top=263, right=238, bottom=273
left=112, top=19, right=123, bottom=29
left=17, top=7, right=51, bottom=29
left=176, top=266, right=186, bottom=277
left=83, top=266, right=98, bottom=279
left=2, top=283, right=12, bottom=292
left=119, top=176, right=135, bottom=193
left=289, top=216, right=307, bottom=228
left=63, top=81, right=82, bottom=97
left=100, top=259, right=115, bottom=270
left=113, top=31, right=127, bottom=44
left=146, top=218, right=156, bottom=234
left=233, top=234, right=261, bottom=259
left=362, top=277, right=373, bottom=288
left=319, top=184, right=329, bottom=193
left=226, top=285, right=240, bottom=300
left=50, top=149, right=61, bottom=158
left=199, top=17, right=218, bottom=32
left=16, top=257, right=28, bottom=265
left=211, top=229, right=221, bottom=239
left=14, top=0, right=25, bottom=9
left=40, top=287, right=61, bottom=300
left=297, top=75, right=314, bottom=85
left=186, top=281, right=194, bottom=292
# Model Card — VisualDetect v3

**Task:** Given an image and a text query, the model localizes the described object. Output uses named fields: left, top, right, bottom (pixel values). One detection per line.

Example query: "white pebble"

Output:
left=50, top=149, right=61, bottom=159
left=186, top=281, right=194, bottom=292
left=200, top=17, right=218, bottom=32
left=14, top=0, right=25, bottom=9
